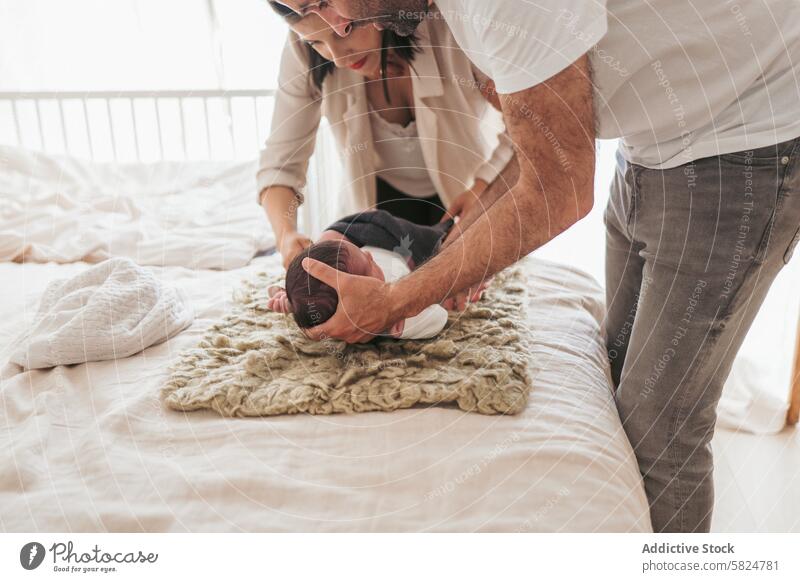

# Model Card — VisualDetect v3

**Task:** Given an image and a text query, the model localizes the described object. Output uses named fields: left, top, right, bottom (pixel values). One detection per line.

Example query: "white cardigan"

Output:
left=257, top=12, right=514, bottom=216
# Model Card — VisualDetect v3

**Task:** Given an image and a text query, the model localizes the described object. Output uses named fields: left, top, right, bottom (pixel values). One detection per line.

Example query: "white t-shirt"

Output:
left=364, top=246, right=448, bottom=340
left=369, top=108, right=438, bottom=198
left=434, top=0, right=800, bottom=169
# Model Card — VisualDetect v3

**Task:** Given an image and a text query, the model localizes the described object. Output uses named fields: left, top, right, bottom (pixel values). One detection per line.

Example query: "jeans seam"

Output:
left=668, top=330, right=715, bottom=533
left=625, top=165, right=641, bottom=238
left=719, top=146, right=797, bottom=326
left=778, top=140, right=800, bottom=265
left=785, top=227, right=800, bottom=264
left=742, top=142, right=796, bottom=265
left=665, top=404, right=681, bottom=531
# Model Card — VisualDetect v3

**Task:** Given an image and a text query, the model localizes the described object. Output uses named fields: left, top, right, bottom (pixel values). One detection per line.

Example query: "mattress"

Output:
left=0, top=253, right=651, bottom=532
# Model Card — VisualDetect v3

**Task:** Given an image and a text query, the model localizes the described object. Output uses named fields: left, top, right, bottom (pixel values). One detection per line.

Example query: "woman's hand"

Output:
left=437, top=180, right=491, bottom=311
left=440, top=179, right=488, bottom=224
left=441, top=277, right=494, bottom=311
left=279, top=231, right=313, bottom=270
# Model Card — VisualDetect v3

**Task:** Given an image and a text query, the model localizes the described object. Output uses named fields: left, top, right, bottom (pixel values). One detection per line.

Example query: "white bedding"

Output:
left=0, top=254, right=651, bottom=532
left=0, top=146, right=274, bottom=270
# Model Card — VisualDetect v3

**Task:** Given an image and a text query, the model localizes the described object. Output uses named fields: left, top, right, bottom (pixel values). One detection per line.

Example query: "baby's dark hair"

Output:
left=285, top=240, right=352, bottom=329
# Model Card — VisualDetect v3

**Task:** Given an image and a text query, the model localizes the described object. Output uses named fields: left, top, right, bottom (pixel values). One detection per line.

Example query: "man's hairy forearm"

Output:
left=389, top=177, right=576, bottom=319
left=387, top=55, right=596, bottom=321
left=443, top=155, right=519, bottom=247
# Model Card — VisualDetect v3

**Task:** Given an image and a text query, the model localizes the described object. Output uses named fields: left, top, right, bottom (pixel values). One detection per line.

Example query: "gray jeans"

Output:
left=604, top=137, right=800, bottom=532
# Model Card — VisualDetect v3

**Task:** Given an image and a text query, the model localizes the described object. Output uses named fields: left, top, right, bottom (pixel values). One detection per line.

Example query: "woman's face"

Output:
left=291, top=13, right=382, bottom=78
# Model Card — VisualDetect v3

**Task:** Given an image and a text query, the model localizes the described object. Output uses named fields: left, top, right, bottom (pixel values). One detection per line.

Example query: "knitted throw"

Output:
left=161, top=265, right=533, bottom=417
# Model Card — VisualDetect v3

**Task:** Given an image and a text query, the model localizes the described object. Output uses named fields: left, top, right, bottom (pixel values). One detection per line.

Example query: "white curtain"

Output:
left=0, top=0, right=287, bottom=91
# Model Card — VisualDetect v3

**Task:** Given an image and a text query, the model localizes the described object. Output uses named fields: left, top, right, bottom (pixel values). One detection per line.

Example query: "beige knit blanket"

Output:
left=160, top=265, right=533, bottom=417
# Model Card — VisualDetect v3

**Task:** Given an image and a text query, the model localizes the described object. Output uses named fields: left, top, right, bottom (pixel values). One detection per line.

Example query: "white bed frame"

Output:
left=0, top=88, right=340, bottom=235
left=0, top=89, right=276, bottom=162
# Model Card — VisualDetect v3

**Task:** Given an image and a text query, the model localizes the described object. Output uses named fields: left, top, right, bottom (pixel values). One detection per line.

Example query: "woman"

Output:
left=259, top=3, right=513, bottom=268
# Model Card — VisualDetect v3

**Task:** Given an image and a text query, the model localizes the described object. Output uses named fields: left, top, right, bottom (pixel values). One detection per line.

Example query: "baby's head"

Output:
left=285, top=238, right=383, bottom=329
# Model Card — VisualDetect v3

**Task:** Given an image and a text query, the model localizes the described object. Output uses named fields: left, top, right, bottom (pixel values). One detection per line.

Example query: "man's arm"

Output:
left=444, top=74, right=518, bottom=239
left=389, top=55, right=596, bottom=317
left=301, top=55, right=596, bottom=343
left=442, top=154, right=519, bottom=246
left=437, top=154, right=518, bottom=311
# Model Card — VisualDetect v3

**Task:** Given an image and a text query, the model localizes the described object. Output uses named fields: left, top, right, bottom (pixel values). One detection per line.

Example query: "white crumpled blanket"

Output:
left=9, top=257, right=194, bottom=370
left=0, top=145, right=274, bottom=269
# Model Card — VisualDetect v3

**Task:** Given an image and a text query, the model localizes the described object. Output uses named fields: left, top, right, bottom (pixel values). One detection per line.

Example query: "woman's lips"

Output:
left=349, top=56, right=368, bottom=70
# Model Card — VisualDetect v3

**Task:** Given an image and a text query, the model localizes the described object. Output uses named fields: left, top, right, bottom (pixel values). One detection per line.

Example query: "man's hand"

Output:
left=279, top=231, right=313, bottom=270
left=300, top=258, right=399, bottom=343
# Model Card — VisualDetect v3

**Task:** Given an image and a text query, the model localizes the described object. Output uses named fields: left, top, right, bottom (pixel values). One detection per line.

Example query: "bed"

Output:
left=0, top=92, right=651, bottom=532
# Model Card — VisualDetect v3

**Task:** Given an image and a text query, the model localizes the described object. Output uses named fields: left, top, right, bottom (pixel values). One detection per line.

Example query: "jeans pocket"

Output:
left=785, top=226, right=800, bottom=264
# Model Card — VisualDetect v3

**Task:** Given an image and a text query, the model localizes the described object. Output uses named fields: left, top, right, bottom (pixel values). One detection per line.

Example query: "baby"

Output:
left=273, top=210, right=455, bottom=339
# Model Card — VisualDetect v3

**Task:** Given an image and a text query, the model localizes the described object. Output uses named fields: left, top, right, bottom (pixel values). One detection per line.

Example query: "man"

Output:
left=274, top=0, right=800, bottom=532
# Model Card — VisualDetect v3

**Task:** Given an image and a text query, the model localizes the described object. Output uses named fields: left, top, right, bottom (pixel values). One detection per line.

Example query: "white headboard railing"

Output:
left=0, top=89, right=276, bottom=163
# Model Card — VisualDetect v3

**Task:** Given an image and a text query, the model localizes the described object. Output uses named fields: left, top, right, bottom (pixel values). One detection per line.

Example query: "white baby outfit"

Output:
left=363, top=246, right=448, bottom=340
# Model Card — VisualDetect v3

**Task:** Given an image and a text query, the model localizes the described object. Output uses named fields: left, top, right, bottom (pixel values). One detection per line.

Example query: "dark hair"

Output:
left=267, top=1, right=418, bottom=100
left=285, top=240, right=353, bottom=329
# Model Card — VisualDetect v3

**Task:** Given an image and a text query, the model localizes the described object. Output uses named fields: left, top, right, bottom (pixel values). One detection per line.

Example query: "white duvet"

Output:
left=0, top=254, right=651, bottom=532
left=0, top=146, right=274, bottom=270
